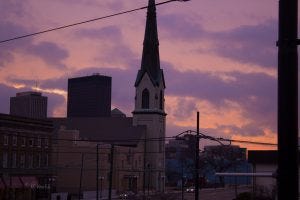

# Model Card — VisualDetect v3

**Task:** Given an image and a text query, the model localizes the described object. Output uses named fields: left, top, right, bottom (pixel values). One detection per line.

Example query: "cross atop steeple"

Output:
left=135, top=0, right=165, bottom=88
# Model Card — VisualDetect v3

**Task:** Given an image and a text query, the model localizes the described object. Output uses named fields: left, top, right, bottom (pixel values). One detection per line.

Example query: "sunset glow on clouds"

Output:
left=1, top=0, right=298, bottom=150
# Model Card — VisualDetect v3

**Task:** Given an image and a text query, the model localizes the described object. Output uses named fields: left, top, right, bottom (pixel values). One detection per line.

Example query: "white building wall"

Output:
left=133, top=72, right=166, bottom=191
left=254, top=164, right=300, bottom=196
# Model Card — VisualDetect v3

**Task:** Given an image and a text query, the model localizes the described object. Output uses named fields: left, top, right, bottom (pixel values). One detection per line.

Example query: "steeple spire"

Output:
left=135, top=0, right=164, bottom=87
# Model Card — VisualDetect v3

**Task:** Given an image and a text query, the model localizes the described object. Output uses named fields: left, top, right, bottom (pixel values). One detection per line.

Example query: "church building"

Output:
left=133, top=0, right=166, bottom=192
left=50, top=0, right=167, bottom=196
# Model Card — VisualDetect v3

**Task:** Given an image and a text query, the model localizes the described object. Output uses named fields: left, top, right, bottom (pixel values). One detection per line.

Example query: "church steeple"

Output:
left=132, top=0, right=166, bottom=191
left=135, top=0, right=165, bottom=87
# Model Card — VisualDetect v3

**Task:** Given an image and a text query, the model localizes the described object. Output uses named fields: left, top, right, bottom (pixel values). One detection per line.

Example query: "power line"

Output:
left=218, top=138, right=277, bottom=146
left=177, top=130, right=278, bottom=146
left=0, top=0, right=187, bottom=44
left=0, top=129, right=278, bottom=147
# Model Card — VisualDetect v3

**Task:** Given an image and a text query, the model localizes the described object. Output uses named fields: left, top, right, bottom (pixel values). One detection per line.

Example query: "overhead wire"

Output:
left=0, top=129, right=278, bottom=147
left=0, top=0, right=183, bottom=44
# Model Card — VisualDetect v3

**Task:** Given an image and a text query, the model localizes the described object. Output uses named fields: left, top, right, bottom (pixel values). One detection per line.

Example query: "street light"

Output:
left=96, top=144, right=101, bottom=200
left=96, top=143, right=109, bottom=200
left=98, top=176, right=104, bottom=199
left=159, top=175, right=165, bottom=193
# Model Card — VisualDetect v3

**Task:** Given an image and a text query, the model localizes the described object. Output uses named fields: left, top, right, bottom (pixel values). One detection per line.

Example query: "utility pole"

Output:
left=96, top=144, right=99, bottom=200
left=195, top=112, right=200, bottom=200
left=108, top=144, right=114, bottom=200
left=277, top=0, right=298, bottom=199
left=143, top=139, right=147, bottom=197
left=79, top=153, right=84, bottom=200
left=181, top=161, right=184, bottom=200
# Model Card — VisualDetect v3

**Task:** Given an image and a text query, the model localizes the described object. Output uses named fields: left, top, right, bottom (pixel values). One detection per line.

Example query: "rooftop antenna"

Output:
left=34, top=80, right=39, bottom=91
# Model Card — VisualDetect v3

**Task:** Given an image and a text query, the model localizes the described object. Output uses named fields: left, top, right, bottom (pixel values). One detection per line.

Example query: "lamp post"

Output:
left=97, top=144, right=99, bottom=200
left=96, top=143, right=108, bottom=200
left=99, top=176, right=104, bottom=199
left=108, top=144, right=115, bottom=200
left=161, top=175, right=165, bottom=193
left=147, top=163, right=150, bottom=197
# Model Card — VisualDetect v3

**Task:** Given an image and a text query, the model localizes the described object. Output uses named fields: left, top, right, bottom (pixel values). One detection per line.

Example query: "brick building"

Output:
left=0, top=113, right=53, bottom=200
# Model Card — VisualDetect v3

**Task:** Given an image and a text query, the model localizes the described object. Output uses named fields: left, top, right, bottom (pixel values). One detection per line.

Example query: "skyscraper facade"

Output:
left=67, top=74, right=112, bottom=117
left=10, top=91, right=48, bottom=119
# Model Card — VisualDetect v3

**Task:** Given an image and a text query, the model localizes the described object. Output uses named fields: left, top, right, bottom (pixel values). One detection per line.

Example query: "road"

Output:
left=168, top=186, right=251, bottom=200
left=119, top=186, right=251, bottom=200
left=91, top=186, right=251, bottom=200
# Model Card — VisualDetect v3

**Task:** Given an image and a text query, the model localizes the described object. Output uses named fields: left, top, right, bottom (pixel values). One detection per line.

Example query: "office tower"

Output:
left=67, top=74, right=111, bottom=117
left=10, top=91, right=48, bottom=119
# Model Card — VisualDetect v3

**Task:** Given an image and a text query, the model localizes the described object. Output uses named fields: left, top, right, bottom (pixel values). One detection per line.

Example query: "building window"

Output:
left=12, top=136, right=17, bottom=146
left=29, top=138, right=34, bottom=147
left=107, top=172, right=110, bottom=182
left=135, top=160, right=138, bottom=168
left=126, top=155, right=131, bottom=164
left=160, top=90, right=163, bottom=110
left=37, top=137, right=41, bottom=148
left=2, top=152, right=8, bottom=168
left=21, top=137, right=26, bottom=147
left=20, top=153, right=25, bottom=168
left=107, top=154, right=111, bottom=163
left=28, top=154, right=33, bottom=168
left=44, top=138, right=49, bottom=148
left=45, top=154, right=49, bottom=167
left=36, top=153, right=41, bottom=168
left=138, top=156, right=142, bottom=165
left=3, top=135, right=8, bottom=145
left=12, top=152, right=17, bottom=168
left=142, top=88, right=150, bottom=109
left=159, top=141, right=163, bottom=153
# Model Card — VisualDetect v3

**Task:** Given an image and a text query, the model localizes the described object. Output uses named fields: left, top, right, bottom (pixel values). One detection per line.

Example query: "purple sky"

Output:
left=0, top=0, right=299, bottom=149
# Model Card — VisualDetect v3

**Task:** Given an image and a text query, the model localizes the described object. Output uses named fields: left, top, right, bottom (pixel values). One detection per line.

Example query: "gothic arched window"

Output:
left=142, top=88, right=150, bottom=109
left=159, top=90, right=163, bottom=110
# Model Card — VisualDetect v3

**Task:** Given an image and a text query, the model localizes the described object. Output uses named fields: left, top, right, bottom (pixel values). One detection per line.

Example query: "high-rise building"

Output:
left=67, top=74, right=112, bottom=117
left=10, top=91, right=48, bottom=119
left=132, top=0, right=166, bottom=191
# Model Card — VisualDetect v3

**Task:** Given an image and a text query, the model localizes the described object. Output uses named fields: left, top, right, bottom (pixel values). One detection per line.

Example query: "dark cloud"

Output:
left=0, top=1, right=26, bottom=19
left=47, top=92, right=66, bottom=117
left=56, top=0, right=125, bottom=11
left=26, top=42, right=69, bottom=69
left=214, top=124, right=265, bottom=137
left=76, top=25, right=138, bottom=66
left=76, top=26, right=122, bottom=41
left=0, top=19, right=69, bottom=69
left=159, top=13, right=206, bottom=41
left=172, top=98, right=197, bottom=119
left=162, top=62, right=277, bottom=134
left=159, top=13, right=277, bottom=68
left=0, top=22, right=31, bottom=67
left=211, top=20, right=277, bottom=68
left=164, top=62, right=276, bottom=105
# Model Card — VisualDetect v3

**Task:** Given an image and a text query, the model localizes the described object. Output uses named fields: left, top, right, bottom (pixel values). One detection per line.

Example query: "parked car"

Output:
left=185, top=187, right=195, bottom=193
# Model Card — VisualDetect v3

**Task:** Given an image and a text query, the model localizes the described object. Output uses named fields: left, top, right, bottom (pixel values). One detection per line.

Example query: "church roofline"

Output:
left=134, top=69, right=165, bottom=88
left=135, top=0, right=165, bottom=88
